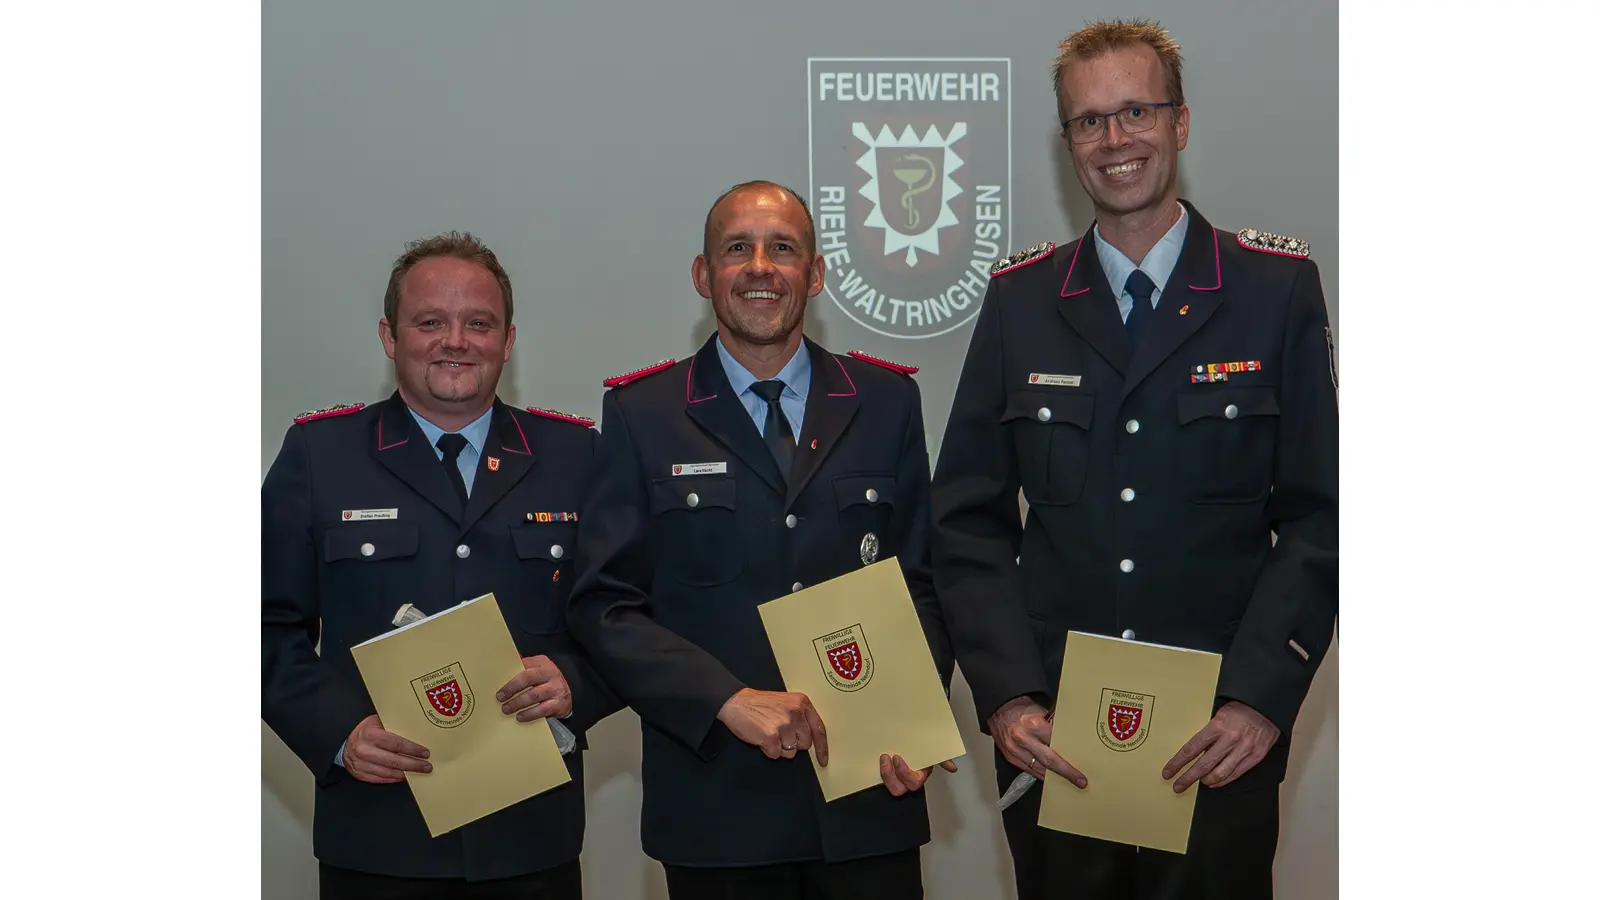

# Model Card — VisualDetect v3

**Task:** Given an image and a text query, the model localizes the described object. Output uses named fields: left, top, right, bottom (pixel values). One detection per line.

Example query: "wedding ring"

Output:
left=782, top=743, right=798, bottom=751
left=1029, top=757, right=1038, bottom=770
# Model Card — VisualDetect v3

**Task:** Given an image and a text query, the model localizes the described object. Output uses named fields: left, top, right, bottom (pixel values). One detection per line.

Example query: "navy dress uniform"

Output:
left=931, top=200, right=1338, bottom=899
left=261, top=393, right=622, bottom=889
left=564, top=335, right=954, bottom=888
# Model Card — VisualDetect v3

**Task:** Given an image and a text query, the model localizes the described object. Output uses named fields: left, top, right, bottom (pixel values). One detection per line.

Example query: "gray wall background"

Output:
left=263, top=1, right=1337, bottom=897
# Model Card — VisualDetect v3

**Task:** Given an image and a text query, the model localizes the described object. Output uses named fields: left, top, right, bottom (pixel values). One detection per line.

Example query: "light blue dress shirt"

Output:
left=1094, top=204, right=1190, bottom=323
left=715, top=336, right=812, bottom=441
left=407, top=405, right=495, bottom=496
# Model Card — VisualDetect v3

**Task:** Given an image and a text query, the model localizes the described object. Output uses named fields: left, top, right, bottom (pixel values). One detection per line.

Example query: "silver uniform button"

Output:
left=792, top=582, right=804, bottom=592
left=1122, top=629, right=1136, bottom=640
left=1037, top=407, right=1052, bottom=422
left=1119, top=558, right=1134, bottom=573
left=1120, top=488, right=1136, bottom=502
left=550, top=544, right=564, bottom=559
left=1125, top=419, right=1140, bottom=434
left=360, top=542, right=375, bottom=557
left=785, top=514, right=797, bottom=528
left=456, top=544, right=470, bottom=559
left=686, top=492, right=699, bottom=508
left=866, top=488, right=879, bottom=503
left=1225, top=404, right=1239, bottom=420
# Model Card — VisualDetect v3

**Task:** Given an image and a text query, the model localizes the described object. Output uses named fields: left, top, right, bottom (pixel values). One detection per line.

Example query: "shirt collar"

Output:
left=715, top=336, right=812, bottom=401
left=407, top=403, right=496, bottom=456
left=1093, top=203, right=1190, bottom=295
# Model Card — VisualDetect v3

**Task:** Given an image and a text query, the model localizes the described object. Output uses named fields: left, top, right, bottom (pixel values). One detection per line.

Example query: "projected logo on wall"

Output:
left=808, top=58, right=1011, bottom=339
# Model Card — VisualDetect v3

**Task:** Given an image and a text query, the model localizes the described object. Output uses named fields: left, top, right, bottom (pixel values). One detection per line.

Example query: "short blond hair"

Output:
left=1052, top=19, right=1185, bottom=113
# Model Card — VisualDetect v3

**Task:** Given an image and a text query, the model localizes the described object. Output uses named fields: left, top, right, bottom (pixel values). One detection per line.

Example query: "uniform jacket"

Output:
left=931, top=201, right=1338, bottom=784
left=261, top=393, right=621, bottom=881
left=565, top=335, right=954, bottom=866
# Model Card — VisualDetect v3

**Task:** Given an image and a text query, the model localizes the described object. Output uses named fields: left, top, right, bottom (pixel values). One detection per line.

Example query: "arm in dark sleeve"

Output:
left=565, top=391, right=746, bottom=760
left=892, top=377, right=954, bottom=690
left=548, top=425, right=626, bottom=738
left=260, top=426, right=373, bottom=786
left=930, top=282, right=1051, bottom=730
left=1216, top=260, right=1340, bottom=736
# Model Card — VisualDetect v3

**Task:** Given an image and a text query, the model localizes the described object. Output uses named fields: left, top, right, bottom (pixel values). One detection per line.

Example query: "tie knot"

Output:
left=750, top=380, right=786, bottom=404
left=1124, top=269, right=1157, bottom=301
left=436, top=433, right=469, bottom=461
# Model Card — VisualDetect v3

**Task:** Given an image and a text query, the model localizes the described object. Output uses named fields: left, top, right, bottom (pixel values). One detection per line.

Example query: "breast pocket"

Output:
left=509, top=523, right=576, bottom=633
left=1002, top=390, right=1094, bottom=506
left=833, top=473, right=896, bottom=568
left=1175, top=387, right=1280, bottom=504
left=320, top=522, right=420, bottom=619
left=648, top=476, right=743, bottom=587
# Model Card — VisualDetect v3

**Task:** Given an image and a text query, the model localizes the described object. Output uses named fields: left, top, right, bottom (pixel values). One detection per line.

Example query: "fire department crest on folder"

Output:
left=813, top=624, right=875, bottom=692
left=412, top=662, right=476, bottom=728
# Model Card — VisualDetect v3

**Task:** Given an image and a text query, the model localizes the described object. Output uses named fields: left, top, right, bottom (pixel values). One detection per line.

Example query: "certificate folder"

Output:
left=349, top=593, right=570, bottom=836
left=757, top=559, right=965, bottom=801
left=1038, top=630, right=1222, bottom=853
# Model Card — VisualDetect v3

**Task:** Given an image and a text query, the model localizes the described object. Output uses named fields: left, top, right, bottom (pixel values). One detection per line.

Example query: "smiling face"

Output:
left=379, top=255, right=514, bottom=423
left=1057, top=43, right=1189, bottom=220
left=693, top=185, right=824, bottom=353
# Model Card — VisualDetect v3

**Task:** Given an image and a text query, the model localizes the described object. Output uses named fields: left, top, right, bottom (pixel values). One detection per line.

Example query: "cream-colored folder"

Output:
left=349, top=593, right=570, bottom=837
left=757, top=558, right=966, bottom=801
left=1038, top=631, right=1222, bottom=853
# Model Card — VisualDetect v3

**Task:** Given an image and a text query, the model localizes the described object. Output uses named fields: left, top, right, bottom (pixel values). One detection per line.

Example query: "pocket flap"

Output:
left=1176, top=387, right=1280, bottom=425
left=833, top=473, right=896, bottom=510
left=511, top=524, right=577, bottom=562
left=322, top=522, right=419, bottom=562
left=1001, top=390, right=1094, bottom=429
left=649, top=476, right=737, bottom=514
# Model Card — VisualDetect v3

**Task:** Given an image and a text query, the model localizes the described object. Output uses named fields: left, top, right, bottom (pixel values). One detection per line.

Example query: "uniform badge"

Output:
left=1096, top=688, right=1154, bottom=752
left=673, top=462, right=728, bottom=476
left=1178, top=304, right=1190, bottom=316
left=294, top=402, right=364, bottom=424
left=527, top=512, right=578, bottom=522
left=411, top=662, right=475, bottom=729
left=1236, top=228, right=1310, bottom=258
left=1190, top=361, right=1261, bottom=384
left=991, top=241, right=1056, bottom=276
left=525, top=407, right=596, bottom=428
left=1326, top=326, right=1338, bottom=390
left=1028, top=373, right=1081, bottom=387
left=603, top=359, right=676, bottom=388
left=486, top=456, right=501, bottom=472
left=860, top=532, right=880, bottom=565
left=813, top=624, right=875, bottom=692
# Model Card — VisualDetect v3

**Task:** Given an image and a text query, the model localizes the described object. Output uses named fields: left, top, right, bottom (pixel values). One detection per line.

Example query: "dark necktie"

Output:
left=750, top=380, right=794, bottom=480
left=1124, top=269, right=1157, bottom=347
left=436, top=433, right=470, bottom=509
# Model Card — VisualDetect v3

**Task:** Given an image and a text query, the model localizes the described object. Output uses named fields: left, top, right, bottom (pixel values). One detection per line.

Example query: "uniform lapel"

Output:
left=460, top=401, right=537, bottom=534
left=681, top=337, right=787, bottom=497
left=786, top=339, right=861, bottom=510
left=370, top=393, right=464, bottom=524
left=1119, top=202, right=1226, bottom=402
left=1056, top=233, right=1133, bottom=376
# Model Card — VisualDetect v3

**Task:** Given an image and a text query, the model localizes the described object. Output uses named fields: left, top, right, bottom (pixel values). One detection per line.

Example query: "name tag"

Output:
left=1028, top=373, right=1081, bottom=387
left=672, top=462, right=728, bottom=476
left=342, top=508, right=398, bottom=521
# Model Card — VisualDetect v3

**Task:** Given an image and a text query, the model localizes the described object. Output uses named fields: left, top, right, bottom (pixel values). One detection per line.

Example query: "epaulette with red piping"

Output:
left=603, top=359, right=676, bottom=388
left=847, top=350, right=918, bottom=375
left=1236, top=228, right=1310, bottom=259
left=525, top=406, right=595, bottom=428
left=294, top=402, right=364, bottom=424
left=989, top=241, right=1056, bottom=277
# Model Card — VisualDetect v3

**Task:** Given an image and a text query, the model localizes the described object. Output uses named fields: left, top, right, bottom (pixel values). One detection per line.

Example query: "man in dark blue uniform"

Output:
left=565, top=181, right=955, bottom=900
left=261, top=232, right=620, bottom=900
left=931, top=20, right=1338, bottom=900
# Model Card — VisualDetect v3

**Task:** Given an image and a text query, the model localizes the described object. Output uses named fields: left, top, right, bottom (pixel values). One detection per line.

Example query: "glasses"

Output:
left=1061, top=102, right=1180, bottom=144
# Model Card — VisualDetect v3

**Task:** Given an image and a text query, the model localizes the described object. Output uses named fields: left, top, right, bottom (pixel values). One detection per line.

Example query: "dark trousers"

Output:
left=1000, top=759, right=1280, bottom=900
left=318, top=860, right=582, bottom=900
left=663, top=848, right=922, bottom=900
